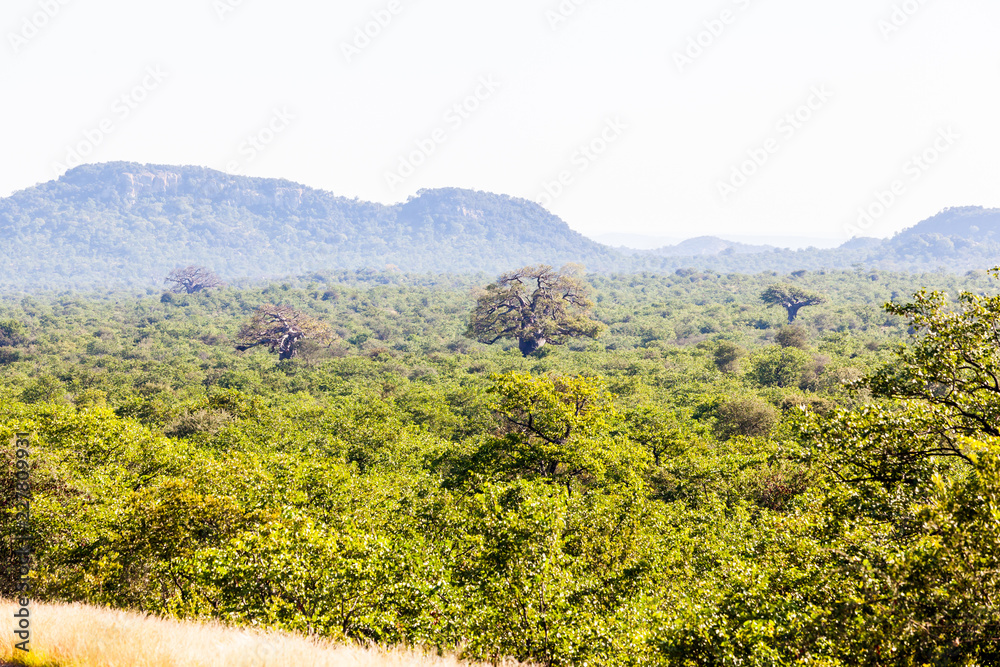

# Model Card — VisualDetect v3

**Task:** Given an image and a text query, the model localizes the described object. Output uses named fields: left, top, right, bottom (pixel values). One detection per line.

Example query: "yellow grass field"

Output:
left=0, top=600, right=512, bottom=667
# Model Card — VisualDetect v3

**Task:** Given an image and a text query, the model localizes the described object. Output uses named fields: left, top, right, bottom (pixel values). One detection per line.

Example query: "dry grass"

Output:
left=0, top=600, right=504, bottom=667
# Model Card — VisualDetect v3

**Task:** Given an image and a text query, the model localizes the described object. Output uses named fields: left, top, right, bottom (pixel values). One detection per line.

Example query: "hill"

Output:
left=0, top=163, right=998, bottom=290
left=894, top=205, right=1000, bottom=240
left=0, top=162, right=617, bottom=289
left=645, top=236, right=775, bottom=257
left=629, top=206, right=1000, bottom=274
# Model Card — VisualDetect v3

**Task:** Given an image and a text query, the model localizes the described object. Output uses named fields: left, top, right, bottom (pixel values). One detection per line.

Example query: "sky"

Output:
left=2, top=0, right=999, bottom=245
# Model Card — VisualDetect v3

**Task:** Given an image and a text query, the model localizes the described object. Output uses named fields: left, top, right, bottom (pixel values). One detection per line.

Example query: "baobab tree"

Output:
left=165, top=266, right=224, bottom=294
left=466, top=265, right=603, bottom=356
left=235, top=305, right=332, bottom=361
left=761, top=284, right=825, bottom=323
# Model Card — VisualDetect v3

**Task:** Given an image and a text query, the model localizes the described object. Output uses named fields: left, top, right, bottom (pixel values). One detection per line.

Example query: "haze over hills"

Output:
left=591, top=232, right=842, bottom=251
left=0, top=162, right=619, bottom=288
left=0, top=162, right=997, bottom=290
left=643, top=237, right=776, bottom=257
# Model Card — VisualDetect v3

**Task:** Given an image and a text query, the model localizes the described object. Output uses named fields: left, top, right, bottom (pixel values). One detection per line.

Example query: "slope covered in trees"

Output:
left=0, top=163, right=618, bottom=289
left=637, top=206, right=1000, bottom=273
left=1, top=162, right=998, bottom=290
left=3, top=267, right=1000, bottom=664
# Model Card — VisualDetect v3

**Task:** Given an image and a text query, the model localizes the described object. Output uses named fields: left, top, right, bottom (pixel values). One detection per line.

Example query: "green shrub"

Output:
left=775, top=324, right=809, bottom=349
left=715, top=397, right=779, bottom=440
left=748, top=346, right=811, bottom=387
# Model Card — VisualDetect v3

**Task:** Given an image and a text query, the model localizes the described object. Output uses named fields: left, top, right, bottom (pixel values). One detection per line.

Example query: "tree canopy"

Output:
left=466, top=265, right=603, bottom=356
left=5, top=266, right=1000, bottom=664
left=165, top=266, right=224, bottom=294
left=870, top=267, right=1000, bottom=442
left=235, top=304, right=332, bottom=360
left=761, top=283, right=826, bottom=322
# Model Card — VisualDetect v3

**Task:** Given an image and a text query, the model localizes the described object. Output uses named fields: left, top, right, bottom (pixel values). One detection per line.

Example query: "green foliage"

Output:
left=20, top=375, right=67, bottom=404
left=466, top=265, right=603, bottom=356
left=761, top=284, right=826, bottom=323
left=0, top=319, right=27, bottom=347
left=775, top=324, right=809, bottom=349
left=871, top=271, right=1000, bottom=441
left=2, top=267, right=999, bottom=665
left=713, top=341, right=745, bottom=373
left=876, top=447, right=1000, bottom=662
left=715, top=397, right=779, bottom=440
left=748, top=346, right=812, bottom=388
left=459, top=373, right=647, bottom=490
left=620, top=405, right=687, bottom=466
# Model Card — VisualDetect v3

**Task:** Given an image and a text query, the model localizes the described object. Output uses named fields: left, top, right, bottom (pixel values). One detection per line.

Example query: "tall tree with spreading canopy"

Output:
left=761, top=283, right=825, bottom=323
left=235, top=304, right=332, bottom=361
left=466, top=265, right=602, bottom=356
left=783, top=268, right=1000, bottom=659
left=456, top=373, right=647, bottom=489
left=165, top=266, right=224, bottom=294
left=868, top=266, right=1000, bottom=443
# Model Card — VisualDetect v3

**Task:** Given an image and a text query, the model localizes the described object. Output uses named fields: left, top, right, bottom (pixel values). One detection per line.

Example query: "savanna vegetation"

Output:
left=0, top=599, right=498, bottom=667
left=2, top=265, right=1000, bottom=665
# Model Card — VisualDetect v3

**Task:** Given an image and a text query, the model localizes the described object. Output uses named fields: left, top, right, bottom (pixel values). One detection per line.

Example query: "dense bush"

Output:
left=1, top=268, right=999, bottom=664
left=747, top=346, right=812, bottom=387
left=715, top=397, right=780, bottom=440
left=774, top=324, right=809, bottom=349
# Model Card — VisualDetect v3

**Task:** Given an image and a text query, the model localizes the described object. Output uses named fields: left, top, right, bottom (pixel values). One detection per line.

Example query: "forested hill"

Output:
left=1, top=162, right=998, bottom=290
left=0, top=162, right=619, bottom=289
left=635, top=206, right=1000, bottom=273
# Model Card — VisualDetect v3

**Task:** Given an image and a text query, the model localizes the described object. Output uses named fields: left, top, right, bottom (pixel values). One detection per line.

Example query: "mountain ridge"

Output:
left=1, top=162, right=998, bottom=290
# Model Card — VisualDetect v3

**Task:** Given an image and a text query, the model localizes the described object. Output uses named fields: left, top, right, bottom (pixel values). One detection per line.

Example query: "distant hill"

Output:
left=590, top=232, right=681, bottom=250
left=630, top=207, right=1000, bottom=275
left=0, top=162, right=618, bottom=289
left=895, top=206, right=1000, bottom=241
left=647, top=236, right=775, bottom=257
left=0, top=163, right=997, bottom=290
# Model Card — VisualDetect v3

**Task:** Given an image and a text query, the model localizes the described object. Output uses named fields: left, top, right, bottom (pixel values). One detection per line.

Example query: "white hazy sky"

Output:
left=2, top=0, right=999, bottom=242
